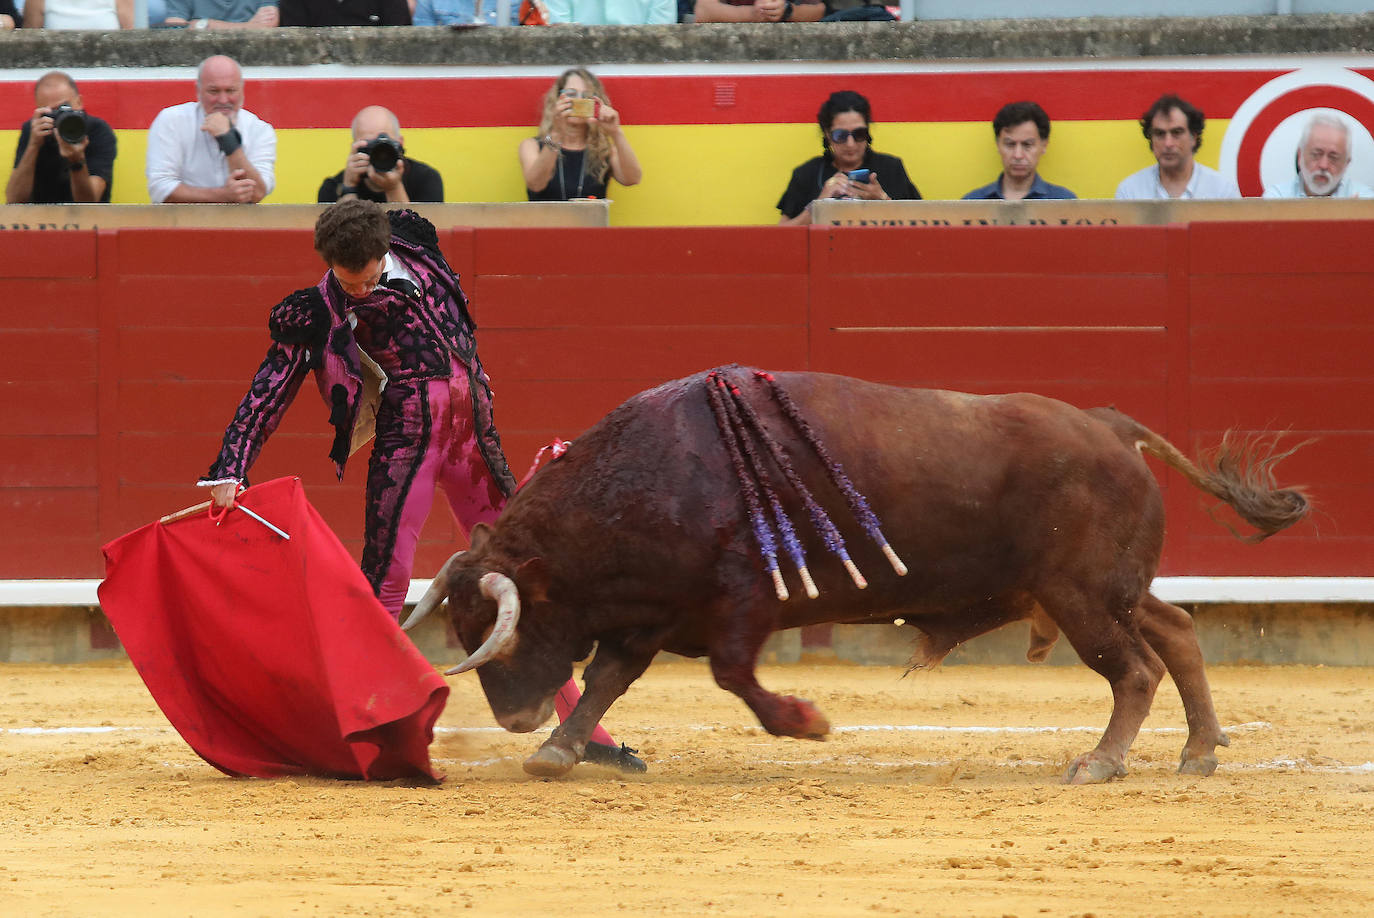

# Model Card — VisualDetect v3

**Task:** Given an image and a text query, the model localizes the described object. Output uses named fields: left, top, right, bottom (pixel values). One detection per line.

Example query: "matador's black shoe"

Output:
left=582, top=741, right=649, bottom=774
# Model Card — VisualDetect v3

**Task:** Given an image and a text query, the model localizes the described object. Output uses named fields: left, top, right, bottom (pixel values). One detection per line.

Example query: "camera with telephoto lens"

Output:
left=50, top=104, right=88, bottom=144
left=364, top=133, right=402, bottom=173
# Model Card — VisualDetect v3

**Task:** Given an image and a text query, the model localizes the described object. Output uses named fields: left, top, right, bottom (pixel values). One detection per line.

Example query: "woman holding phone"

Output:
left=777, top=90, right=921, bottom=226
left=519, top=68, right=643, bottom=202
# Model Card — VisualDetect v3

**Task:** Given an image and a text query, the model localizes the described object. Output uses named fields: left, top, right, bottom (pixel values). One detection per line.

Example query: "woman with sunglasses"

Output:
left=777, top=90, right=920, bottom=225
left=519, top=68, right=643, bottom=202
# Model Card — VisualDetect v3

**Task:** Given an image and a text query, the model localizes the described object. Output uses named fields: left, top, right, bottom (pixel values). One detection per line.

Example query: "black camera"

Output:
left=50, top=104, right=88, bottom=144
left=364, top=133, right=402, bottom=173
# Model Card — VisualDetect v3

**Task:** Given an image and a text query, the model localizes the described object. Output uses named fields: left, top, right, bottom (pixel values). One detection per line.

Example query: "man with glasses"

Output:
left=777, top=89, right=920, bottom=226
left=200, top=199, right=648, bottom=774
left=1263, top=113, right=1373, bottom=199
left=1115, top=94, right=1239, bottom=200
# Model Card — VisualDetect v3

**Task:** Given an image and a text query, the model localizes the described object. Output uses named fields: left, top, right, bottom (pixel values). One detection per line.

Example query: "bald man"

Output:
left=317, top=106, right=444, bottom=205
left=6, top=71, right=117, bottom=204
left=146, top=55, right=277, bottom=204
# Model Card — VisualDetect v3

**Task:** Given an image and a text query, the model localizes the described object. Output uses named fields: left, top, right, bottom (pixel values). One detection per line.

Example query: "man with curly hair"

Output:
left=201, top=199, right=645, bottom=772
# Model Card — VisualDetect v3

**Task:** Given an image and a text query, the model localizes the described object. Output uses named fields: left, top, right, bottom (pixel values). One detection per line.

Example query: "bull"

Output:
left=404, top=367, right=1308, bottom=784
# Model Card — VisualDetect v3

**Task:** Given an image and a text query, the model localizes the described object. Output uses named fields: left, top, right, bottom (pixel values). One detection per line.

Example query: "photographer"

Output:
left=318, top=106, right=443, bottom=205
left=6, top=72, right=116, bottom=205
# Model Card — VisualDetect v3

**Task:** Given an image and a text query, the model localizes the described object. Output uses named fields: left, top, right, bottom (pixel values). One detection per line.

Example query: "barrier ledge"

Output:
left=4, top=577, right=1371, bottom=608
left=813, top=197, right=1374, bottom=228
left=0, top=201, right=609, bottom=232
left=0, top=15, right=1371, bottom=68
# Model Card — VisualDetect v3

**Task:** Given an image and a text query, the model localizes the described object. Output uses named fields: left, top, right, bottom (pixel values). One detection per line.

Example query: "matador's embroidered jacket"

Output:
left=203, top=209, right=516, bottom=496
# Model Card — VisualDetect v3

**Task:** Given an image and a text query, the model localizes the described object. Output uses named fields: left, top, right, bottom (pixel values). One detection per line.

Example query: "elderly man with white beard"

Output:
left=1264, top=113, right=1374, bottom=199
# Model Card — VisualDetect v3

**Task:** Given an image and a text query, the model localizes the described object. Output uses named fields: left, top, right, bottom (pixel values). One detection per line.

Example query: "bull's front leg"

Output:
left=707, top=607, right=830, bottom=740
left=523, top=640, right=656, bottom=778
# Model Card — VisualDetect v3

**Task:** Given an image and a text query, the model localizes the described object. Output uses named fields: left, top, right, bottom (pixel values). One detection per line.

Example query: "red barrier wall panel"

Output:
left=0, top=231, right=98, bottom=279
left=0, top=220, right=1370, bottom=579
left=0, top=284, right=101, bottom=328
left=811, top=328, right=1167, bottom=384
left=0, top=437, right=97, bottom=488
left=7, top=383, right=97, bottom=437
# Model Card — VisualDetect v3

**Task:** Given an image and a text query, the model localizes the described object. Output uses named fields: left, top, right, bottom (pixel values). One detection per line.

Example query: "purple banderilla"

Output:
left=705, top=366, right=907, bottom=600
left=705, top=370, right=790, bottom=600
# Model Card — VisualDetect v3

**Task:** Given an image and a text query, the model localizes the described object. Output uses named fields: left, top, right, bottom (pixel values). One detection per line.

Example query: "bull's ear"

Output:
left=467, top=523, right=494, bottom=555
left=515, top=557, right=551, bottom=605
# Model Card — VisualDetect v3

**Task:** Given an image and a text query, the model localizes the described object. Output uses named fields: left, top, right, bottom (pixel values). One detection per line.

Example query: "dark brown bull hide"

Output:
left=406, top=368, right=1308, bottom=783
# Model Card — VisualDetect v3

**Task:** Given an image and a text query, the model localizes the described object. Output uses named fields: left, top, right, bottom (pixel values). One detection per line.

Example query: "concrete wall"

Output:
left=0, top=15, right=1373, bottom=70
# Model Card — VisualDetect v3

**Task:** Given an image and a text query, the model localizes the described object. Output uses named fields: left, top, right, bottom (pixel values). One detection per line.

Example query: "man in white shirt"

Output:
left=1115, top=94, right=1240, bottom=201
left=1263, top=112, right=1374, bottom=200
left=145, top=55, right=276, bottom=204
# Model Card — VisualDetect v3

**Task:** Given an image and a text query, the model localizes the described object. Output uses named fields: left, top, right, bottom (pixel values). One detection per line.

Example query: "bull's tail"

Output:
left=1087, top=407, right=1311, bottom=543
left=400, top=550, right=464, bottom=632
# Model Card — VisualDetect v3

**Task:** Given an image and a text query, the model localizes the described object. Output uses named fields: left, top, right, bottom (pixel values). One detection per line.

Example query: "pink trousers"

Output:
left=375, top=370, right=615, bottom=749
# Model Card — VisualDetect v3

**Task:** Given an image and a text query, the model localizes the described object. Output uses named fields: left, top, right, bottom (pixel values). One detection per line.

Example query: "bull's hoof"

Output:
left=775, top=696, right=830, bottom=740
left=523, top=744, right=578, bottom=778
left=1062, top=753, right=1128, bottom=785
left=1177, top=750, right=1219, bottom=777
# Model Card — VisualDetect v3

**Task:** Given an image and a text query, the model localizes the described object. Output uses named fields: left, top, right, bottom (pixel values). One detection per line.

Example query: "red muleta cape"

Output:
left=98, top=476, right=449, bottom=781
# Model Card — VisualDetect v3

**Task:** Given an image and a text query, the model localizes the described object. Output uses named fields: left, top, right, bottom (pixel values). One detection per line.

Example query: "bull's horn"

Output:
left=445, top=571, right=521, bottom=675
left=400, top=551, right=464, bottom=632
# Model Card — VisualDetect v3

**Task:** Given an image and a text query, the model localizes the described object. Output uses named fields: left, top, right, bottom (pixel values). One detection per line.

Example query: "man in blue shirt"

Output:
left=963, top=100, right=1076, bottom=201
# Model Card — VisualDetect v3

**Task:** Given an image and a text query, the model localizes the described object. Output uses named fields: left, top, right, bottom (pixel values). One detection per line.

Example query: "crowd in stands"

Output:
left=7, top=59, right=1373, bottom=208
left=0, top=0, right=894, bottom=25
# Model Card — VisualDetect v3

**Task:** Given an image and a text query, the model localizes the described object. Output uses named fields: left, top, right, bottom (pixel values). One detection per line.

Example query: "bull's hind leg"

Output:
left=1136, top=592, right=1230, bottom=776
left=1037, top=582, right=1167, bottom=785
left=707, top=601, right=829, bottom=739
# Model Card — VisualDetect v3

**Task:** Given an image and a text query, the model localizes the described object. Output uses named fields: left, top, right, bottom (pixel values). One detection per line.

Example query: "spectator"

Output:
left=6, top=71, right=116, bottom=205
left=694, top=0, right=821, bottom=21
left=162, top=0, right=279, bottom=29
left=544, top=0, right=674, bottom=24
left=962, top=100, right=1075, bottom=201
left=21, top=0, right=132, bottom=27
left=2, top=0, right=20, bottom=28
left=518, top=68, right=643, bottom=202
left=777, top=89, right=920, bottom=226
left=146, top=55, right=276, bottom=205
left=412, top=0, right=515, bottom=25
left=1115, top=94, right=1240, bottom=200
left=1263, top=112, right=1374, bottom=199
left=318, top=106, right=444, bottom=205
left=278, top=0, right=409, bottom=25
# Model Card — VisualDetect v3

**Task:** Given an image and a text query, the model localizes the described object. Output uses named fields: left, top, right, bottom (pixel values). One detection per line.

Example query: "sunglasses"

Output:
left=828, top=127, right=871, bottom=144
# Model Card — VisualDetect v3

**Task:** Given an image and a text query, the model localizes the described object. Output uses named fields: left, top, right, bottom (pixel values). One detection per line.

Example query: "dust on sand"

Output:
left=2, top=659, right=1372, bottom=917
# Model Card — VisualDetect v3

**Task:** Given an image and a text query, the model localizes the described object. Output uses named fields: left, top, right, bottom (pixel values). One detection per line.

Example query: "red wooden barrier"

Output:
left=1, top=221, right=1367, bottom=579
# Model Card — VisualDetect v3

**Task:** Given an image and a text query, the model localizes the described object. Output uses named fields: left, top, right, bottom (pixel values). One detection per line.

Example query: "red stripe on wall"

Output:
left=6, top=69, right=1359, bottom=130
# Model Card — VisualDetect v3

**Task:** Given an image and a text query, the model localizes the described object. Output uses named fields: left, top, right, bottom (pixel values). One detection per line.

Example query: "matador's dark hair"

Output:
left=314, top=198, right=391, bottom=271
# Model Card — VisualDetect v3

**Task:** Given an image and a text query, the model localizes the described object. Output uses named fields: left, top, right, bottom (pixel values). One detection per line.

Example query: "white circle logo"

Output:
left=1219, top=66, right=1374, bottom=196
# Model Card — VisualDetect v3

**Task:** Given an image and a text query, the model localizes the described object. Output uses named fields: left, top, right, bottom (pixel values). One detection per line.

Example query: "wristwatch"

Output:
left=781, top=0, right=794, bottom=19
left=193, top=17, right=209, bottom=28
left=69, top=159, right=86, bottom=171
left=338, top=183, right=359, bottom=197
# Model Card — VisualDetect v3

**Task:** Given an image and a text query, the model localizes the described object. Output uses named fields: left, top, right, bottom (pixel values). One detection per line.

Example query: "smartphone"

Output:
left=847, top=168, right=872, bottom=184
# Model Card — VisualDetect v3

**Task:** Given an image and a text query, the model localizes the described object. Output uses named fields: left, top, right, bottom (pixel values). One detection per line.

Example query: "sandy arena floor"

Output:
left=2, top=658, right=1372, bottom=917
